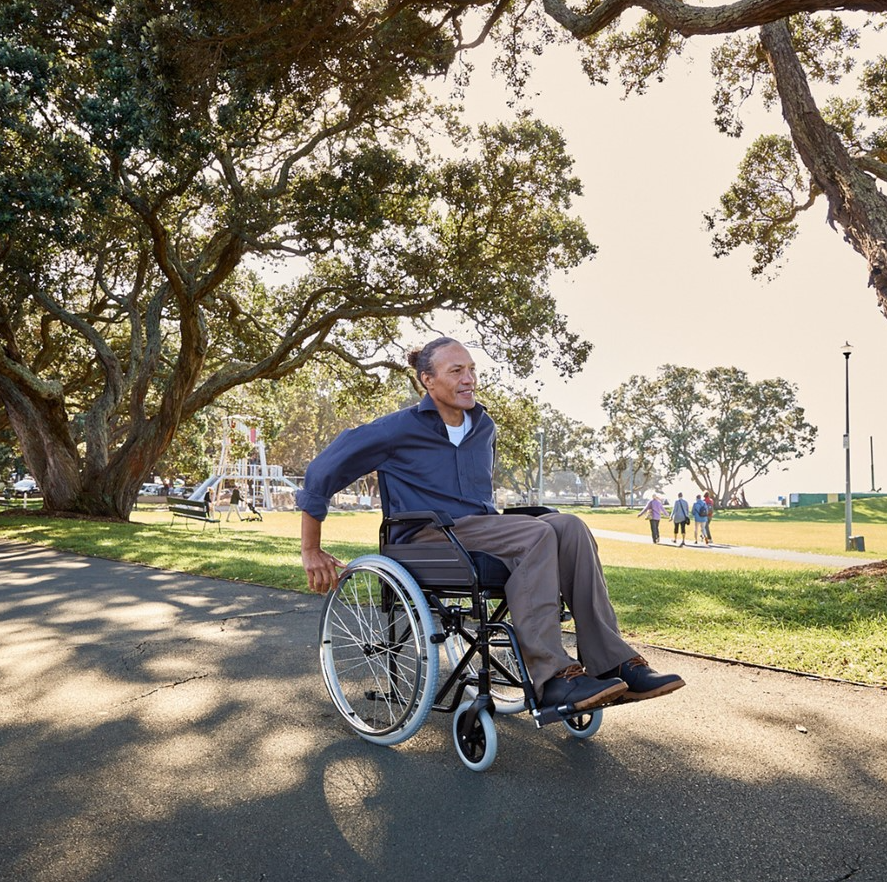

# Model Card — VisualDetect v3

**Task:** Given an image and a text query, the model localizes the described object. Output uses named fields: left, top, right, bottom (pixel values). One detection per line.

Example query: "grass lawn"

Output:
left=577, top=499, right=887, bottom=558
left=1, top=501, right=885, bottom=686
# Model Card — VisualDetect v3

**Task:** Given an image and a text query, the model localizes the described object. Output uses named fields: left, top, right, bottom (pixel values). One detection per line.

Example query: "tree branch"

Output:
left=543, top=0, right=887, bottom=39
left=759, top=18, right=887, bottom=316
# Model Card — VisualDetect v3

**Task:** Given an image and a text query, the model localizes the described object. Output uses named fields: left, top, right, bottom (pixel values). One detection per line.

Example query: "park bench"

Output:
left=169, top=498, right=221, bottom=533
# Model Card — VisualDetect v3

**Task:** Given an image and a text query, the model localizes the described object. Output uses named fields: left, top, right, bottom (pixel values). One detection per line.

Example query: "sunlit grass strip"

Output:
left=0, top=513, right=359, bottom=593
left=602, top=566, right=887, bottom=685
left=583, top=511, right=887, bottom=557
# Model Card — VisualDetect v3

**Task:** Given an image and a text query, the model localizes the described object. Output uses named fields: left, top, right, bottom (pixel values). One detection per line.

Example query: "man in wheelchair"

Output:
left=298, top=337, right=684, bottom=713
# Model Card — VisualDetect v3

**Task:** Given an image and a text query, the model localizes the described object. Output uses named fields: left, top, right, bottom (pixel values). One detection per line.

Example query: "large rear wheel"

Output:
left=319, top=555, right=439, bottom=746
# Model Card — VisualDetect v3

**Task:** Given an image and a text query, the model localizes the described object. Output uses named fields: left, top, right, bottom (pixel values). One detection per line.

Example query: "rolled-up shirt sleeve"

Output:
left=296, top=422, right=390, bottom=521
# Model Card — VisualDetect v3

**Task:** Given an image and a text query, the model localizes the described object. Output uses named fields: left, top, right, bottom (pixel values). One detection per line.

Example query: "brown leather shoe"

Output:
left=602, top=656, right=685, bottom=702
left=541, top=663, right=627, bottom=711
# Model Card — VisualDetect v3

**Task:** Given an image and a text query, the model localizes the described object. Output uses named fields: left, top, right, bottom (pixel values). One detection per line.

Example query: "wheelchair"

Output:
left=318, top=506, right=605, bottom=772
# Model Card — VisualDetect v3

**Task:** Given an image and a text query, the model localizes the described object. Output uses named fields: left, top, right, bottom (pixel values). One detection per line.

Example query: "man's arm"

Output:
left=300, top=511, right=346, bottom=594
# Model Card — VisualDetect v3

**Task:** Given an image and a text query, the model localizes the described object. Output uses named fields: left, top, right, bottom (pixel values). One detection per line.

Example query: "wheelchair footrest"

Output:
left=532, top=703, right=589, bottom=728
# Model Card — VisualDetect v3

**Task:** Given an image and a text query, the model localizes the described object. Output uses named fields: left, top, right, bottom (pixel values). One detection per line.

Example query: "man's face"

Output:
left=422, top=342, right=477, bottom=421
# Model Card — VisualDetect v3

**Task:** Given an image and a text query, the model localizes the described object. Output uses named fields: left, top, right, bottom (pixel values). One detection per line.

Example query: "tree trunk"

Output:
left=0, top=376, right=83, bottom=512
left=0, top=380, right=154, bottom=519
left=760, top=20, right=887, bottom=317
left=84, top=426, right=168, bottom=519
left=0, top=391, right=184, bottom=520
left=0, top=334, right=198, bottom=521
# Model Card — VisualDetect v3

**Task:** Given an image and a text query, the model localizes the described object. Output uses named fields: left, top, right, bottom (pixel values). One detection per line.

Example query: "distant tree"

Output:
left=0, top=429, right=26, bottom=484
left=483, top=387, right=544, bottom=499
left=481, top=388, right=598, bottom=501
left=599, top=450, right=664, bottom=507
left=581, top=462, right=640, bottom=503
left=262, top=363, right=415, bottom=477
left=600, top=377, right=666, bottom=505
left=540, top=403, right=600, bottom=480
left=603, top=365, right=817, bottom=506
left=151, top=410, right=215, bottom=488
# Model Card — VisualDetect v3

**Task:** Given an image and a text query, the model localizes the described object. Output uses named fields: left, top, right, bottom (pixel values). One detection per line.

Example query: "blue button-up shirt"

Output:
left=296, top=395, right=497, bottom=522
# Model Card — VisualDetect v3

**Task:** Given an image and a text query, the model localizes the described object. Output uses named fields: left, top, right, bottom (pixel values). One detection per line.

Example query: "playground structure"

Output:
left=189, top=415, right=299, bottom=511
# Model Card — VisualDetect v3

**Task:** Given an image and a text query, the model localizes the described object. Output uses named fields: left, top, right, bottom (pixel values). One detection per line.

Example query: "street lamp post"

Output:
left=841, top=342, right=853, bottom=550
left=537, top=429, right=545, bottom=506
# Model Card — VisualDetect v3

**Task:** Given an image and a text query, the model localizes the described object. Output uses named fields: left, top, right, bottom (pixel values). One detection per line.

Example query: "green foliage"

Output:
left=705, top=134, right=808, bottom=278
left=152, top=409, right=214, bottom=484
left=0, top=3, right=595, bottom=518
left=0, top=427, right=25, bottom=482
left=710, top=32, right=772, bottom=140
left=600, top=374, right=665, bottom=502
left=706, top=14, right=878, bottom=276
left=261, top=362, right=415, bottom=475
left=860, top=54, right=887, bottom=117
left=580, top=14, right=686, bottom=96
left=481, top=386, right=598, bottom=497
left=479, top=385, right=540, bottom=496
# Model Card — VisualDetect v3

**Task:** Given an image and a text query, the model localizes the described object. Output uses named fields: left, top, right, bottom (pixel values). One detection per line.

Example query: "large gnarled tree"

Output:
left=0, top=2, right=594, bottom=518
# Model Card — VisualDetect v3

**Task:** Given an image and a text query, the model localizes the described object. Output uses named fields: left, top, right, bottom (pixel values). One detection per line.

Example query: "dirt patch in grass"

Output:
left=823, top=559, right=887, bottom=582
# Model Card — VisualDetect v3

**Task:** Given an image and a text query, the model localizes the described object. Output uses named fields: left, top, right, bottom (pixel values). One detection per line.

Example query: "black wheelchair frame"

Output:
left=318, top=506, right=603, bottom=771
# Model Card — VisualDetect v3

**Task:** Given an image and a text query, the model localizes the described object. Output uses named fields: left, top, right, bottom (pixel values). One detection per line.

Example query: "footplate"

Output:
left=531, top=702, right=606, bottom=728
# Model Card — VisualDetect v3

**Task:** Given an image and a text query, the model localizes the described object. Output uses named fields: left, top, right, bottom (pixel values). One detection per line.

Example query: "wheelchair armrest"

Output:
left=383, top=510, right=455, bottom=528
left=502, top=505, right=559, bottom=516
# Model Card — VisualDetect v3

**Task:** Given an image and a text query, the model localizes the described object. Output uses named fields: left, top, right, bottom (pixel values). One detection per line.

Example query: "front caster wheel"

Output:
left=453, top=701, right=498, bottom=772
left=562, top=708, right=603, bottom=739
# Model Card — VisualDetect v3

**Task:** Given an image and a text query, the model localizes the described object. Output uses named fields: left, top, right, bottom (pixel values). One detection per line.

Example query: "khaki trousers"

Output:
left=413, top=513, right=635, bottom=698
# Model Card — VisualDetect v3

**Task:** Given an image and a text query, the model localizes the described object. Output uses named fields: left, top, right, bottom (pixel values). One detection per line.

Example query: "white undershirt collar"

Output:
left=445, top=411, right=473, bottom=447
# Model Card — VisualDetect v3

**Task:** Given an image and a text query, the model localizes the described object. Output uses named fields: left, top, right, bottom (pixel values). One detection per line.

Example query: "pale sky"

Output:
left=432, top=26, right=887, bottom=506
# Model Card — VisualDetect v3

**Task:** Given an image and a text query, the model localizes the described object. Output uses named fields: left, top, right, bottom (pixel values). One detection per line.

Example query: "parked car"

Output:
left=167, top=485, right=195, bottom=498
left=13, top=477, right=39, bottom=496
left=139, top=483, right=166, bottom=495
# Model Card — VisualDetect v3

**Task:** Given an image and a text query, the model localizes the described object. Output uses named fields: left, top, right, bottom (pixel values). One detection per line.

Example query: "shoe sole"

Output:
left=617, top=678, right=686, bottom=703
left=573, top=680, right=629, bottom=711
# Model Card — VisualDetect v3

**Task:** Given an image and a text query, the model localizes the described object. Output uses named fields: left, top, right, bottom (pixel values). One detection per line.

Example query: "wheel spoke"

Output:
left=319, top=556, right=439, bottom=746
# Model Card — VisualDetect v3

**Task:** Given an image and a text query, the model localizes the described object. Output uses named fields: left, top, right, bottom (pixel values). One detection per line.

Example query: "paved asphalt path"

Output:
left=2, top=539, right=886, bottom=882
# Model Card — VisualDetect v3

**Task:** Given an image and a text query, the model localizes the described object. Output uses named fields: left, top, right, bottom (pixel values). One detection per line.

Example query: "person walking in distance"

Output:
left=691, top=494, right=708, bottom=544
left=670, top=492, right=690, bottom=546
left=637, top=493, right=667, bottom=544
left=703, top=491, right=715, bottom=544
